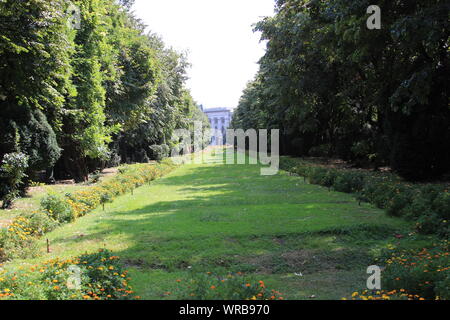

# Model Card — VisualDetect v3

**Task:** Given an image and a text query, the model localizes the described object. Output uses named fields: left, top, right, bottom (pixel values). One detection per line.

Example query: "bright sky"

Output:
left=131, top=0, right=275, bottom=110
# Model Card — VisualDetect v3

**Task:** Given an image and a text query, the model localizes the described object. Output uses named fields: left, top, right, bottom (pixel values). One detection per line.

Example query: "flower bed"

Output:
left=0, top=249, right=137, bottom=300
left=345, top=240, right=449, bottom=300
left=43, top=160, right=176, bottom=221
left=0, top=160, right=177, bottom=262
left=280, top=157, right=450, bottom=237
left=170, top=272, right=284, bottom=300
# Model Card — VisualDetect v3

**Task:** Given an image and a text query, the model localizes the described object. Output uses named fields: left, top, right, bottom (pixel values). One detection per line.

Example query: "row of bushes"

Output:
left=280, top=157, right=450, bottom=237
left=346, top=240, right=449, bottom=300
left=42, top=159, right=176, bottom=222
left=381, top=240, right=449, bottom=300
left=0, top=249, right=137, bottom=300
left=0, top=160, right=177, bottom=262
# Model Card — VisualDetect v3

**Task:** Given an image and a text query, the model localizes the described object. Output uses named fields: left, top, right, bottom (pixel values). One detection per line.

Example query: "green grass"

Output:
left=3, top=150, right=435, bottom=300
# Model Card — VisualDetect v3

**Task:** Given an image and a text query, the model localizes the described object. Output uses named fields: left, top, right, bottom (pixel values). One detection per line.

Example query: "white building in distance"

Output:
left=203, top=107, right=233, bottom=145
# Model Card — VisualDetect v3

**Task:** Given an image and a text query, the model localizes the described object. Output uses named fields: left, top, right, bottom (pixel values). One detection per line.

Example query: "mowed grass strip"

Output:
left=7, top=150, right=418, bottom=299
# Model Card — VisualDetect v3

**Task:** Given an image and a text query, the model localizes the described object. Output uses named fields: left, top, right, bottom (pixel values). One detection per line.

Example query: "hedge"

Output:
left=346, top=239, right=449, bottom=301
left=0, top=159, right=177, bottom=262
left=280, top=157, right=450, bottom=237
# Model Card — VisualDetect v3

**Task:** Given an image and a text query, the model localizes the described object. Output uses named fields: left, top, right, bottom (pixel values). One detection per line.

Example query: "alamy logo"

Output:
left=367, top=265, right=382, bottom=290
left=67, top=3, right=81, bottom=30
left=66, top=265, right=82, bottom=290
left=169, top=122, right=280, bottom=176
left=367, top=5, right=381, bottom=30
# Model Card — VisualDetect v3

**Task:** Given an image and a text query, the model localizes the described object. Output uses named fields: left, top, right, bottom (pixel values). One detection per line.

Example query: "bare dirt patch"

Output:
left=239, top=249, right=371, bottom=275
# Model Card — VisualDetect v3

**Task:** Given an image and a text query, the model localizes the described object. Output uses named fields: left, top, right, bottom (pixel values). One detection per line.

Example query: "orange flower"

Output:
left=210, top=286, right=216, bottom=290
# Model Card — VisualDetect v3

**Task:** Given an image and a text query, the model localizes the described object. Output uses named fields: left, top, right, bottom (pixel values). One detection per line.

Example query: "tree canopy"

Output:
left=232, top=0, right=449, bottom=181
left=0, top=0, right=209, bottom=191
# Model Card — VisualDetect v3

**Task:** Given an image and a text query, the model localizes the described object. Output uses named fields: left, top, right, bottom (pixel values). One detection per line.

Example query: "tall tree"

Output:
left=233, top=0, right=450, bottom=180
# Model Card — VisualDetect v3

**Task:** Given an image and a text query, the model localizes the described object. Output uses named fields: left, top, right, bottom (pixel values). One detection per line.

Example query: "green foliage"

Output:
left=0, top=150, right=421, bottom=300
left=281, top=157, right=450, bottom=237
left=44, top=162, right=176, bottom=219
left=149, top=145, right=170, bottom=161
left=0, top=250, right=136, bottom=300
left=333, top=172, right=366, bottom=194
left=0, top=216, right=39, bottom=262
left=0, top=0, right=208, bottom=186
left=233, top=0, right=450, bottom=181
left=24, top=211, right=59, bottom=236
left=0, top=211, right=58, bottom=261
left=382, top=241, right=450, bottom=300
left=41, top=194, right=75, bottom=224
left=0, top=161, right=176, bottom=263
left=0, top=152, right=29, bottom=209
left=0, top=0, right=69, bottom=177
left=172, top=272, right=284, bottom=300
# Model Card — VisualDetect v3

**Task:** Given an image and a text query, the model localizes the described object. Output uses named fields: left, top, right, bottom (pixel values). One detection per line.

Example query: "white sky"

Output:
left=131, top=0, right=275, bottom=110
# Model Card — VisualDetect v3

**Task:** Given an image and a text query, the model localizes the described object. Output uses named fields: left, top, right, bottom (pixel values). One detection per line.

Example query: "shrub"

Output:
left=280, top=157, right=450, bottom=237
left=41, top=162, right=176, bottom=220
left=382, top=241, right=449, bottom=300
left=0, top=212, right=57, bottom=262
left=406, top=192, right=433, bottom=219
left=150, top=144, right=169, bottom=161
left=0, top=249, right=136, bottom=300
left=23, top=211, right=59, bottom=236
left=0, top=152, right=29, bottom=209
left=432, top=192, right=450, bottom=221
left=0, top=162, right=177, bottom=264
left=333, top=171, right=365, bottom=194
left=416, top=212, right=445, bottom=236
left=308, top=144, right=331, bottom=157
left=0, top=216, right=39, bottom=261
left=108, top=152, right=122, bottom=167
left=308, top=167, right=330, bottom=186
left=345, top=241, right=449, bottom=301
left=41, top=194, right=75, bottom=223
left=171, top=272, right=284, bottom=300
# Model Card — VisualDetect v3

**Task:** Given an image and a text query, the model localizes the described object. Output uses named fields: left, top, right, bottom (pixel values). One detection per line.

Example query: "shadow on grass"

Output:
left=47, top=163, right=407, bottom=277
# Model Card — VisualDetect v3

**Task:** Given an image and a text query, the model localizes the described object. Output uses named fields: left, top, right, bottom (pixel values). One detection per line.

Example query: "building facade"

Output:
left=203, top=108, right=233, bottom=146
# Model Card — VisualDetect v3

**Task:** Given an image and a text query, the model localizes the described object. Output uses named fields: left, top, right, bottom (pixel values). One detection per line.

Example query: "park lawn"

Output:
left=0, top=169, right=119, bottom=224
left=4, top=150, right=435, bottom=300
